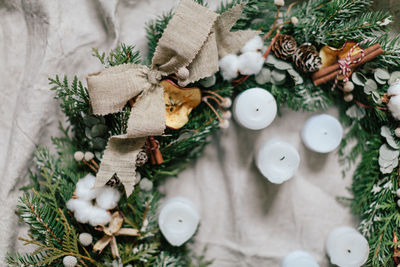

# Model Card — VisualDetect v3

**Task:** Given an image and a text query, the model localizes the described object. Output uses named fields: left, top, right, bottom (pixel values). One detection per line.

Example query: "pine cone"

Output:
left=272, top=34, right=297, bottom=60
left=136, top=150, right=148, bottom=167
left=292, top=43, right=322, bottom=73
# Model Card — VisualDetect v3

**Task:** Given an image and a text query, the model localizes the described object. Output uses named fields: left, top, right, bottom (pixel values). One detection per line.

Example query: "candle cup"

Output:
left=326, top=226, right=369, bottom=267
left=256, top=139, right=300, bottom=184
left=158, top=197, right=200, bottom=247
left=301, top=114, right=343, bottom=153
left=282, top=251, right=319, bottom=267
left=233, top=87, right=277, bottom=130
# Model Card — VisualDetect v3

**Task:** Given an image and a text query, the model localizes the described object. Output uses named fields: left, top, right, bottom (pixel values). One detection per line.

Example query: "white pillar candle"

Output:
left=326, top=226, right=369, bottom=267
left=282, top=251, right=319, bottom=267
left=256, top=139, right=300, bottom=184
left=158, top=197, right=200, bottom=247
left=233, top=87, right=277, bottom=130
left=301, top=114, right=343, bottom=153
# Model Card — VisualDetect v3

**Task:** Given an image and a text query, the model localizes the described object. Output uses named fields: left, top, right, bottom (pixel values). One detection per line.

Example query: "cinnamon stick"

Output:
left=148, top=136, right=163, bottom=165
left=312, top=43, right=381, bottom=82
left=313, top=47, right=384, bottom=86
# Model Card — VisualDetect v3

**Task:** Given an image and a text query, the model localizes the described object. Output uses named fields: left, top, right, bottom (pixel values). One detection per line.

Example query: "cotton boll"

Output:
left=238, top=52, right=264, bottom=76
left=66, top=198, right=90, bottom=213
left=389, top=96, right=400, bottom=120
left=95, top=187, right=121, bottom=210
left=388, top=82, right=400, bottom=95
left=88, top=206, right=112, bottom=226
left=219, top=54, right=239, bottom=81
left=241, top=36, right=264, bottom=53
left=69, top=200, right=96, bottom=224
left=75, top=174, right=98, bottom=201
left=388, top=82, right=400, bottom=120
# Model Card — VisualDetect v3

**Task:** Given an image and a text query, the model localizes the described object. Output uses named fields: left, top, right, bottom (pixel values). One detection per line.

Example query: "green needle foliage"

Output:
left=8, top=0, right=400, bottom=266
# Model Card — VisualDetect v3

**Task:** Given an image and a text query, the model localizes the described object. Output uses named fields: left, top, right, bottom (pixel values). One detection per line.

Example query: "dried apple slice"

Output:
left=319, top=41, right=362, bottom=68
left=161, top=80, right=202, bottom=129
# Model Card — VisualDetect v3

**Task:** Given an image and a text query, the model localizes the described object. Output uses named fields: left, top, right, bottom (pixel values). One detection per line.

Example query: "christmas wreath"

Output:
left=7, top=0, right=400, bottom=266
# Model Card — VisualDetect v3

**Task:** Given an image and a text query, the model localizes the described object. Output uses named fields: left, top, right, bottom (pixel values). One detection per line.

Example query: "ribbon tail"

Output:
left=95, top=137, right=146, bottom=196
left=178, top=32, right=219, bottom=87
left=215, top=3, right=261, bottom=57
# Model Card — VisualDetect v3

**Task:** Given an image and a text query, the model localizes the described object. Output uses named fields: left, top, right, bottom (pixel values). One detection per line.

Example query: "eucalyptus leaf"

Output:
left=364, top=79, right=378, bottom=95
left=200, top=75, right=216, bottom=88
left=371, top=91, right=382, bottom=104
left=92, top=137, right=107, bottom=150
left=375, top=68, right=390, bottom=81
left=91, top=124, right=108, bottom=138
left=83, top=115, right=100, bottom=127
left=265, top=55, right=277, bottom=66
left=389, top=71, right=400, bottom=85
left=271, top=69, right=286, bottom=85
left=346, top=105, right=366, bottom=120
left=85, top=127, right=92, bottom=139
left=255, top=68, right=271, bottom=85
left=374, top=76, right=386, bottom=85
left=274, top=60, right=292, bottom=71
left=352, top=72, right=366, bottom=86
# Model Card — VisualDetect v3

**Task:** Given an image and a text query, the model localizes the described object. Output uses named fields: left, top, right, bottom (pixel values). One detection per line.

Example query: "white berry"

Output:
left=343, top=81, right=355, bottom=93
left=396, top=188, right=400, bottom=198
left=291, top=17, right=299, bottom=25
left=79, top=233, right=93, bottom=247
left=397, top=199, right=400, bottom=208
left=84, top=151, right=94, bottom=161
left=221, top=97, right=232, bottom=109
left=219, top=119, right=230, bottom=129
left=222, top=111, right=232, bottom=120
left=63, top=255, right=77, bottom=267
left=395, top=128, right=400, bottom=138
left=344, top=93, right=354, bottom=102
left=139, top=178, right=153, bottom=192
left=74, top=151, right=84, bottom=162
left=274, top=0, right=285, bottom=7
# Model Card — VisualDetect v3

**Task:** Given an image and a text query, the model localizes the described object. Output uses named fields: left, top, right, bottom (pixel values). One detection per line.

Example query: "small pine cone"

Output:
left=272, top=34, right=297, bottom=60
left=292, top=43, right=322, bottom=73
left=135, top=150, right=148, bottom=167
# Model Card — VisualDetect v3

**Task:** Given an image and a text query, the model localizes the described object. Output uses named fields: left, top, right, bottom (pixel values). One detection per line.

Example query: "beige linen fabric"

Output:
left=86, top=0, right=258, bottom=195
left=2, top=0, right=397, bottom=266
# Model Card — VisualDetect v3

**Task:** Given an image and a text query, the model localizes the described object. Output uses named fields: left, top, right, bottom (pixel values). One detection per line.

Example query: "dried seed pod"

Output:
left=272, top=34, right=297, bottom=61
left=293, top=43, right=322, bottom=73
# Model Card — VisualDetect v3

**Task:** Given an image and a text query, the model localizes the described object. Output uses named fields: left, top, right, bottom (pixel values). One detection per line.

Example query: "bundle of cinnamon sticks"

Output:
left=312, top=43, right=384, bottom=86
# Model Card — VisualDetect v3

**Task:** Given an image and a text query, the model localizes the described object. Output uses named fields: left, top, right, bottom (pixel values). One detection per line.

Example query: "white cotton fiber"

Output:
left=388, top=82, right=400, bottom=120
left=75, top=174, right=98, bottom=201
left=389, top=96, right=400, bottom=120
left=67, top=199, right=94, bottom=224
left=88, top=206, right=112, bottom=226
left=95, top=187, right=121, bottom=210
left=241, top=36, right=264, bottom=53
left=238, top=51, right=265, bottom=75
left=219, top=54, right=239, bottom=81
left=66, top=198, right=89, bottom=212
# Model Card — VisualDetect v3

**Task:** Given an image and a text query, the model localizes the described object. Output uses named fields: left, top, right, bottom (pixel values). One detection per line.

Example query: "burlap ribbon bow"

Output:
left=87, top=0, right=259, bottom=195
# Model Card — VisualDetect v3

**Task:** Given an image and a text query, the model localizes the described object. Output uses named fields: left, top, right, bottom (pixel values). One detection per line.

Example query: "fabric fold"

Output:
left=86, top=0, right=260, bottom=195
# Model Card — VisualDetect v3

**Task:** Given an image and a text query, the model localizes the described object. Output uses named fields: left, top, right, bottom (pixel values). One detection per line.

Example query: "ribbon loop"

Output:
left=86, top=0, right=260, bottom=196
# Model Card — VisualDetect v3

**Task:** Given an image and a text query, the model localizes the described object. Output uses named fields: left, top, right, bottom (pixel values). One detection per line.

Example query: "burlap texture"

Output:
left=87, top=0, right=259, bottom=195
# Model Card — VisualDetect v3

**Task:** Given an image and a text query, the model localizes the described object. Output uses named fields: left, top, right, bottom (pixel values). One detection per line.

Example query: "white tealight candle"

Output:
left=256, top=139, right=300, bottom=184
left=301, top=114, right=343, bottom=153
left=158, top=197, right=200, bottom=247
left=282, top=251, right=319, bottom=267
left=326, top=226, right=369, bottom=267
left=233, top=87, right=277, bottom=130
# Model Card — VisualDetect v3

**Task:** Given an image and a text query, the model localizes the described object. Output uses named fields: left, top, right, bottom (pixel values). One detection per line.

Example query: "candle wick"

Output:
left=280, top=156, right=285, bottom=161
left=347, top=249, right=351, bottom=254
left=256, top=108, right=259, bottom=112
